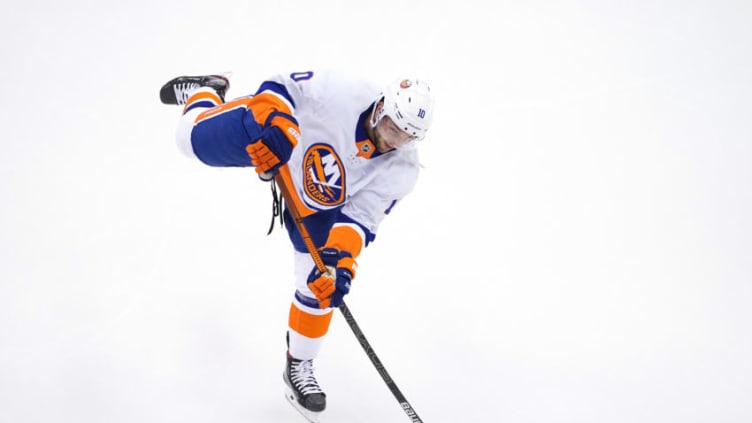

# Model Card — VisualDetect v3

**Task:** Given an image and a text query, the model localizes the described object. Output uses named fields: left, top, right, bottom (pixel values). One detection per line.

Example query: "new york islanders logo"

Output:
left=302, top=144, right=346, bottom=206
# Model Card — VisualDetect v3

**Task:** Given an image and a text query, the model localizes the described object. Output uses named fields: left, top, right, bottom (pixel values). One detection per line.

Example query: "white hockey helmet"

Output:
left=371, top=77, right=434, bottom=141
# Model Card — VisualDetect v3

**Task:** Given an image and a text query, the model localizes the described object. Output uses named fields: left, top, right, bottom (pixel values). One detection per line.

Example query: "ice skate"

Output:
left=283, top=351, right=326, bottom=422
left=159, top=74, right=230, bottom=105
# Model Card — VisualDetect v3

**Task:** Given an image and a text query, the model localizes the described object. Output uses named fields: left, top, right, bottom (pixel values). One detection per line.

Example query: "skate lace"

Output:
left=173, top=82, right=200, bottom=105
left=290, top=359, right=323, bottom=395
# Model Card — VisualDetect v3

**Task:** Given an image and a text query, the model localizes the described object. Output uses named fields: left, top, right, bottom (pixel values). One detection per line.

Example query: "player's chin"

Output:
left=375, top=138, right=394, bottom=153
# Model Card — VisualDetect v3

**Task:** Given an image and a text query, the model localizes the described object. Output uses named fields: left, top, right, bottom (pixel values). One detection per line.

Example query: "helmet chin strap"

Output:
left=369, top=97, right=385, bottom=131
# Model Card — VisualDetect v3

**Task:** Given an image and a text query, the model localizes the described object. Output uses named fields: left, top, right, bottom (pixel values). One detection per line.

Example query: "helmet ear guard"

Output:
left=370, top=78, right=434, bottom=141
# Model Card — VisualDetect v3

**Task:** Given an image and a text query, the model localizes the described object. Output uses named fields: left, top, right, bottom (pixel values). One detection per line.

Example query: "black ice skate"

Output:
left=159, top=74, right=230, bottom=105
left=283, top=352, right=326, bottom=422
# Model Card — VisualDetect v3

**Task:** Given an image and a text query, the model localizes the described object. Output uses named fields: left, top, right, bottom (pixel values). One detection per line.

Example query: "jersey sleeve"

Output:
left=324, top=153, right=420, bottom=258
left=257, top=71, right=315, bottom=113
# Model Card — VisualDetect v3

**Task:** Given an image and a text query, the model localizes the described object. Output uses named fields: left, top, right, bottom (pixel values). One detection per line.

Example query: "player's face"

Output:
left=374, top=115, right=412, bottom=153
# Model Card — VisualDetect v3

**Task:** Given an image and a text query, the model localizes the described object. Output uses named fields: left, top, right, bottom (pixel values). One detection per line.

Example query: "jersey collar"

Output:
left=355, top=105, right=384, bottom=159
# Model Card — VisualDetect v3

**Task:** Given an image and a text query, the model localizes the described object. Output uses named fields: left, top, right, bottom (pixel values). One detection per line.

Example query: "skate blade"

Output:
left=284, top=384, right=322, bottom=423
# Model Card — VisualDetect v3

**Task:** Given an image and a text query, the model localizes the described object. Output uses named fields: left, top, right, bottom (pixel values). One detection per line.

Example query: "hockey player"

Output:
left=160, top=70, right=434, bottom=420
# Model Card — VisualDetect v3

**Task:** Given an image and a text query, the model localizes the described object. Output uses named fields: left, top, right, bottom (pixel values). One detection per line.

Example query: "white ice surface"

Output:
left=1, top=1, right=751, bottom=422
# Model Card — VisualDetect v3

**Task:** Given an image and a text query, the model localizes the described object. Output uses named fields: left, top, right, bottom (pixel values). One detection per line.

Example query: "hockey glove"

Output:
left=307, top=248, right=357, bottom=309
left=246, top=111, right=300, bottom=175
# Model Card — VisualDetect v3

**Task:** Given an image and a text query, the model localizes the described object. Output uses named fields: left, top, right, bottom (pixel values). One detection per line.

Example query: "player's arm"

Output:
left=244, top=83, right=301, bottom=176
left=306, top=194, right=398, bottom=309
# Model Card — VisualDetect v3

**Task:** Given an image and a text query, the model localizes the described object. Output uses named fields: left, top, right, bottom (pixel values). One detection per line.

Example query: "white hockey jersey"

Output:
left=185, top=69, right=421, bottom=255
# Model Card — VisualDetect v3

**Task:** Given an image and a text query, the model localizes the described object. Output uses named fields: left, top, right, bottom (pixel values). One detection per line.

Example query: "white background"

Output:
left=2, top=1, right=751, bottom=422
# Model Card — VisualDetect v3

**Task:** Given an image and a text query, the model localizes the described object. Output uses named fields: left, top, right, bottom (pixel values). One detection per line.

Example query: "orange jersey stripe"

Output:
left=192, top=92, right=292, bottom=125
left=289, top=303, right=333, bottom=338
left=194, top=97, right=252, bottom=123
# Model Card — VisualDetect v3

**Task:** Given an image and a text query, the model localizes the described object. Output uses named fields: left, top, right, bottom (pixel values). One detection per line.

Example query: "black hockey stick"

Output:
left=337, top=301, right=424, bottom=422
left=271, top=168, right=424, bottom=423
